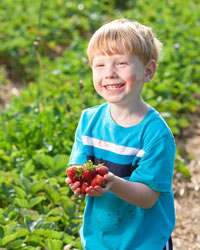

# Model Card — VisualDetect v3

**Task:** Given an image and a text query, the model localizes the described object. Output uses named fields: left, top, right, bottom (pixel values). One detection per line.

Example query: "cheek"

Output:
left=93, top=71, right=102, bottom=86
left=92, top=71, right=99, bottom=84
left=93, top=76, right=98, bottom=88
left=93, top=83, right=100, bottom=93
left=126, top=73, right=137, bottom=85
left=92, top=75, right=102, bottom=94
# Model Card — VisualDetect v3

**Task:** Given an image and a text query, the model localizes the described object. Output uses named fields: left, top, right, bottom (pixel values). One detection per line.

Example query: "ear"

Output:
left=144, top=60, right=157, bottom=82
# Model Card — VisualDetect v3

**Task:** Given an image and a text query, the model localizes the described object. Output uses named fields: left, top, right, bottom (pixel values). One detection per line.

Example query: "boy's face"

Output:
left=92, top=54, right=147, bottom=106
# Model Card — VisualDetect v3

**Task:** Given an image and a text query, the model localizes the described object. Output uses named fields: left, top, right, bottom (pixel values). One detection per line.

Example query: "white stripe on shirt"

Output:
left=81, top=136, right=145, bottom=157
left=166, top=241, right=169, bottom=250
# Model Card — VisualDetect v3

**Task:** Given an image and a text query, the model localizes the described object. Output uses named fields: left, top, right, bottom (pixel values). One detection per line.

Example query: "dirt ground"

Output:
left=0, top=82, right=200, bottom=249
left=0, top=81, right=22, bottom=109
left=172, top=113, right=200, bottom=250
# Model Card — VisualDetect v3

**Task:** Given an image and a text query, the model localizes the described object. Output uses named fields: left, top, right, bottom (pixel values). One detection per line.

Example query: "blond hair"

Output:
left=87, top=18, right=162, bottom=65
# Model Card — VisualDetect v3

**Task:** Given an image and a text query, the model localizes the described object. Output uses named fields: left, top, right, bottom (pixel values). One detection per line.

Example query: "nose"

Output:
left=105, top=65, right=117, bottom=79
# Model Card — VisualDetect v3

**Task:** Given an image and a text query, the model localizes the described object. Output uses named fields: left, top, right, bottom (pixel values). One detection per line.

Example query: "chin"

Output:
left=101, top=95, right=122, bottom=103
left=105, top=99, right=122, bottom=104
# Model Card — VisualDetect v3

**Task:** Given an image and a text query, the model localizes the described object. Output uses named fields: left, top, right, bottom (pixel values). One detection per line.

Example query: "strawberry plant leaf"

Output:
left=60, top=196, right=75, bottom=216
left=24, top=235, right=45, bottom=248
left=54, top=154, right=69, bottom=170
left=0, top=149, right=10, bottom=162
left=3, top=222, right=17, bottom=235
left=0, top=215, right=5, bottom=225
left=45, top=216, right=62, bottom=223
left=24, top=216, right=42, bottom=233
left=176, top=161, right=192, bottom=179
left=22, top=160, right=35, bottom=176
left=29, top=196, right=46, bottom=208
left=46, top=207, right=64, bottom=217
left=30, top=181, right=46, bottom=194
left=14, top=198, right=30, bottom=209
left=8, top=211, right=18, bottom=222
left=14, top=186, right=27, bottom=199
left=2, top=228, right=29, bottom=246
left=33, top=229, right=63, bottom=240
left=19, top=175, right=32, bottom=192
left=35, top=155, right=54, bottom=169
left=4, top=239, right=24, bottom=249
left=45, top=239, right=63, bottom=250
left=45, top=184, right=60, bottom=204
left=0, top=225, right=4, bottom=239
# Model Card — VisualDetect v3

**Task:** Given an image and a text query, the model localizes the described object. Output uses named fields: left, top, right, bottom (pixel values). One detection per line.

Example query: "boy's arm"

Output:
left=66, top=169, right=160, bottom=208
left=109, top=173, right=160, bottom=209
left=86, top=172, right=160, bottom=209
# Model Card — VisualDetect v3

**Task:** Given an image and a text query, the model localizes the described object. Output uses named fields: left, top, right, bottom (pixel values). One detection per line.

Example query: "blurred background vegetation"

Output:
left=0, top=0, right=199, bottom=249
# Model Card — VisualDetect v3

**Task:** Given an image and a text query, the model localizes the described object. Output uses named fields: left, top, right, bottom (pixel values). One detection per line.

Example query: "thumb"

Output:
left=104, top=172, right=115, bottom=182
left=65, top=177, right=72, bottom=184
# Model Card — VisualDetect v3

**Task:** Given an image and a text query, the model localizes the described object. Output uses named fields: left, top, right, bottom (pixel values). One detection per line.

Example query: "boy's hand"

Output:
left=66, top=172, right=115, bottom=197
left=66, top=163, right=114, bottom=197
left=86, top=172, right=115, bottom=197
left=65, top=177, right=81, bottom=196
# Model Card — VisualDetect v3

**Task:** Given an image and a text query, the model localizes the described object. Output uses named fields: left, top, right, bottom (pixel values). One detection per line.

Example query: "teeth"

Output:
left=106, top=84, right=123, bottom=90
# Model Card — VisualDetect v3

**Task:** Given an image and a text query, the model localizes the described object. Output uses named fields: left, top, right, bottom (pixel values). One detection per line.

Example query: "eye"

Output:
left=95, top=63, right=105, bottom=68
left=117, top=61, right=127, bottom=66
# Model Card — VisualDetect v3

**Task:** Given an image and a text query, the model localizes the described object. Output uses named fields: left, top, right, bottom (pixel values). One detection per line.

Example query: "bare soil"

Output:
left=172, top=113, right=200, bottom=249
left=0, top=81, right=22, bottom=109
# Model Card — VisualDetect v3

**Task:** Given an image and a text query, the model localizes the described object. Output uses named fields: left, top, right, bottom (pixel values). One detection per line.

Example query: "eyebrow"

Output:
left=94, top=54, right=129, bottom=60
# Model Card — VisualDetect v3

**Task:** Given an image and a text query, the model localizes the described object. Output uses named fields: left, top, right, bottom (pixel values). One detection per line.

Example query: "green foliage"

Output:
left=121, top=0, right=200, bottom=135
left=0, top=153, right=83, bottom=249
left=0, top=0, right=114, bottom=80
left=0, top=0, right=199, bottom=248
left=0, top=38, right=100, bottom=249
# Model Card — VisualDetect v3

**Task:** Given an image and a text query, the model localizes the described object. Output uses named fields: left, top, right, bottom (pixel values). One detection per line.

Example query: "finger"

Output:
left=86, top=186, right=95, bottom=193
left=86, top=186, right=98, bottom=196
left=74, top=188, right=81, bottom=195
left=70, top=181, right=81, bottom=190
left=86, top=186, right=105, bottom=197
left=104, top=172, right=114, bottom=181
left=65, top=177, right=72, bottom=184
left=86, top=189, right=100, bottom=197
left=94, top=185, right=101, bottom=191
left=95, top=186, right=108, bottom=195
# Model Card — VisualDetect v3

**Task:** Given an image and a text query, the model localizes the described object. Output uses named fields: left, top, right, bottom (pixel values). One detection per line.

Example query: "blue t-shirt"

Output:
left=69, top=102, right=176, bottom=250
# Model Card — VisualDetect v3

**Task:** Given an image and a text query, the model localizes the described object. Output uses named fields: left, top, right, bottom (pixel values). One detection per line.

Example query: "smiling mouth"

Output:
left=105, top=84, right=124, bottom=90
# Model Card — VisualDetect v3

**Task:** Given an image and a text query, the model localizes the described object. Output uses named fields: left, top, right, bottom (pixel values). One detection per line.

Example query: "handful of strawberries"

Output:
left=66, top=160, right=109, bottom=195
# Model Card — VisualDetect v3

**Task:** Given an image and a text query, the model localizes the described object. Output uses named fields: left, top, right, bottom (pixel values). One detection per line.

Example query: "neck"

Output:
left=109, top=98, right=149, bottom=127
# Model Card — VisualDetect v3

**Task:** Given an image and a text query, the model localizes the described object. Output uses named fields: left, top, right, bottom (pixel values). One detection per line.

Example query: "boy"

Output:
left=66, top=19, right=175, bottom=250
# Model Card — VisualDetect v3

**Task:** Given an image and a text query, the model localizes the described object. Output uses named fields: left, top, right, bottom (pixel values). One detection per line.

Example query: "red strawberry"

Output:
left=81, top=183, right=89, bottom=194
left=96, top=166, right=108, bottom=176
left=91, top=174, right=105, bottom=187
left=82, top=160, right=96, bottom=182
left=66, top=166, right=83, bottom=182
left=82, top=167, right=96, bottom=182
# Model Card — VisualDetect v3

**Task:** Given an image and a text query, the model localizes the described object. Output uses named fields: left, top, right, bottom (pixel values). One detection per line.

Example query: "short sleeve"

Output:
left=69, top=113, right=87, bottom=165
left=129, top=135, right=176, bottom=193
